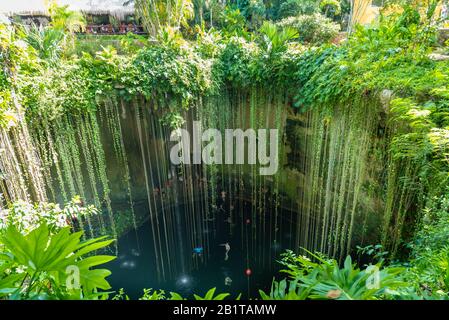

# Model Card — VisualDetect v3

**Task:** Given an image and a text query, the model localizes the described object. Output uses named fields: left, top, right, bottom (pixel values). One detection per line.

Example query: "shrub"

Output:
left=319, top=0, right=341, bottom=19
left=277, top=0, right=319, bottom=20
left=218, top=7, right=248, bottom=36
left=406, top=193, right=449, bottom=295
left=242, top=0, right=267, bottom=29
left=0, top=196, right=98, bottom=234
left=276, top=13, right=340, bottom=44
left=0, top=222, right=115, bottom=299
left=270, top=250, right=407, bottom=300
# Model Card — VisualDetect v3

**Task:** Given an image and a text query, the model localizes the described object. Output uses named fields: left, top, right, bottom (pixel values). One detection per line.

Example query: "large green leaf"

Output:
left=77, top=255, right=115, bottom=269
left=74, top=239, right=115, bottom=258
left=0, top=222, right=115, bottom=299
left=80, top=268, right=112, bottom=294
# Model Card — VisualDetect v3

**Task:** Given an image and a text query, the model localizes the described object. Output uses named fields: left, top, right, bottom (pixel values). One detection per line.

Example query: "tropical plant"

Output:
left=23, top=24, right=65, bottom=65
left=259, top=21, right=299, bottom=53
left=241, top=0, right=268, bottom=29
left=277, top=0, right=319, bottom=19
left=48, top=1, right=86, bottom=33
left=112, top=287, right=173, bottom=300
left=356, top=244, right=389, bottom=264
left=406, top=192, right=449, bottom=296
left=276, top=13, right=340, bottom=44
left=111, top=287, right=130, bottom=300
left=0, top=197, right=98, bottom=234
left=0, top=23, right=35, bottom=128
left=320, top=0, right=342, bottom=19
left=219, top=6, right=248, bottom=36
left=140, top=288, right=170, bottom=300
left=112, top=287, right=234, bottom=300
left=20, top=3, right=85, bottom=66
left=134, top=0, right=194, bottom=37
left=203, top=0, right=224, bottom=27
left=193, top=287, right=231, bottom=300
left=277, top=250, right=407, bottom=300
left=0, top=222, right=115, bottom=299
left=259, top=278, right=311, bottom=299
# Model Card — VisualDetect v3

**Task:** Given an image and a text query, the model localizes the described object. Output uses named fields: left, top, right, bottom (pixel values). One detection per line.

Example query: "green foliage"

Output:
left=217, top=36, right=260, bottom=86
left=217, top=24, right=303, bottom=87
left=259, top=21, right=299, bottom=52
left=113, top=287, right=172, bottom=300
left=112, top=287, right=233, bottom=300
left=0, top=197, right=98, bottom=234
left=72, top=34, right=148, bottom=56
left=259, top=278, right=310, bottom=299
left=2, top=6, right=449, bottom=304
left=219, top=6, right=248, bottom=36
left=0, top=23, right=36, bottom=128
left=292, top=4, right=440, bottom=109
left=48, top=1, right=86, bottom=33
left=406, top=192, right=449, bottom=296
left=23, top=25, right=65, bottom=65
left=140, top=288, right=168, bottom=300
left=320, top=0, right=341, bottom=19
left=134, top=0, right=194, bottom=37
left=130, top=41, right=213, bottom=109
left=356, top=244, right=389, bottom=263
left=0, top=222, right=115, bottom=299
left=13, top=33, right=213, bottom=121
left=0, top=3, right=337, bottom=124
left=276, top=13, right=340, bottom=44
left=276, top=250, right=407, bottom=300
left=18, top=60, right=96, bottom=119
left=111, top=287, right=130, bottom=300
left=288, top=4, right=449, bottom=252
left=277, top=0, right=319, bottom=19
left=241, top=0, right=267, bottom=29
left=193, top=287, right=230, bottom=300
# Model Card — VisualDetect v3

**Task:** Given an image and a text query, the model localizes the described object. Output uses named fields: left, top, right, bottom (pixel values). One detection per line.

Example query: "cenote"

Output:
left=107, top=201, right=296, bottom=299
left=2, top=1, right=449, bottom=301
left=0, top=81, right=424, bottom=300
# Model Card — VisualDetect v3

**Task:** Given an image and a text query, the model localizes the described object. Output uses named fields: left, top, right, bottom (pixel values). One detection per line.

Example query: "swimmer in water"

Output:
left=225, top=276, right=232, bottom=286
left=220, top=243, right=231, bottom=261
left=193, top=246, right=204, bottom=260
left=131, top=248, right=140, bottom=257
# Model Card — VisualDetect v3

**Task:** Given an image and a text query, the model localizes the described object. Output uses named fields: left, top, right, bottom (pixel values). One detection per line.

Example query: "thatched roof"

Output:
left=0, top=0, right=134, bottom=18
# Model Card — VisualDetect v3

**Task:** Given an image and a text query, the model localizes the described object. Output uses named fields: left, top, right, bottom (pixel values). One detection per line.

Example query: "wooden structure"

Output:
left=0, top=0, right=146, bottom=35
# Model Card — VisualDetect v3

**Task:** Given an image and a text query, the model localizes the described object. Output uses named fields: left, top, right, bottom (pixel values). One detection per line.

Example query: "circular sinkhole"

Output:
left=106, top=199, right=297, bottom=299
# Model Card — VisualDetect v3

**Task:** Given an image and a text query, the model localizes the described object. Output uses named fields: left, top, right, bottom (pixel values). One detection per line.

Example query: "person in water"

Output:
left=220, top=243, right=230, bottom=261
left=224, top=276, right=232, bottom=286
left=193, top=246, right=203, bottom=257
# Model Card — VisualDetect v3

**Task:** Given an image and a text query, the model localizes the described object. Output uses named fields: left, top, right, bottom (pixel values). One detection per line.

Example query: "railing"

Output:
left=82, top=24, right=146, bottom=35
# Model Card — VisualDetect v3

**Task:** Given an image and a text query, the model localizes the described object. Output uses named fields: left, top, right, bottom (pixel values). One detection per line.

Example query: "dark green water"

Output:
left=106, top=201, right=295, bottom=299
